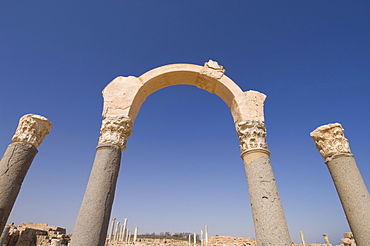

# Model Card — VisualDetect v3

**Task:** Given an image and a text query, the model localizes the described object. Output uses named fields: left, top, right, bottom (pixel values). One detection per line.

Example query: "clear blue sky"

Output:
left=1, top=1, right=369, bottom=245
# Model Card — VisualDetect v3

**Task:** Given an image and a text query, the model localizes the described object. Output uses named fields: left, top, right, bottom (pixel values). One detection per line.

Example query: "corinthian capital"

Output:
left=98, top=116, right=132, bottom=151
left=237, top=120, right=268, bottom=154
left=12, top=114, right=52, bottom=148
left=310, top=123, right=351, bottom=160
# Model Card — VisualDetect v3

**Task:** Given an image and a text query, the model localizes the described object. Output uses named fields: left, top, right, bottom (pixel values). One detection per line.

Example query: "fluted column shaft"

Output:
left=311, top=123, right=370, bottom=246
left=0, top=114, right=51, bottom=234
left=237, top=120, right=291, bottom=246
left=70, top=116, right=132, bottom=246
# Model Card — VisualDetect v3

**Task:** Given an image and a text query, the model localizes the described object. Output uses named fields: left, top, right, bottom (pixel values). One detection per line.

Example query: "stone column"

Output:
left=311, top=123, right=370, bottom=246
left=120, top=218, right=128, bottom=242
left=108, top=218, right=116, bottom=243
left=299, top=231, right=306, bottom=246
left=0, top=225, right=11, bottom=245
left=114, top=221, right=120, bottom=241
left=0, top=114, right=51, bottom=234
left=237, top=120, right=291, bottom=246
left=193, top=232, right=196, bottom=246
left=133, top=227, right=138, bottom=242
left=200, top=229, right=204, bottom=246
left=322, top=234, right=332, bottom=246
left=204, top=225, right=208, bottom=246
left=70, top=116, right=132, bottom=246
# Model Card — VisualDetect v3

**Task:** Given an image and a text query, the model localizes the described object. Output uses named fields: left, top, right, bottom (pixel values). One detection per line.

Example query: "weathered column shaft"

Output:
left=237, top=120, right=291, bottom=246
left=311, top=123, right=370, bottom=246
left=70, top=115, right=132, bottom=246
left=0, top=225, right=11, bottom=245
left=70, top=144, right=121, bottom=246
left=0, top=114, right=51, bottom=234
left=0, top=142, right=37, bottom=230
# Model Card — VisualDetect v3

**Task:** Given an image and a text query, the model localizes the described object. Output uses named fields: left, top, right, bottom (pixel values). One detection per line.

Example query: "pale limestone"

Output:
left=12, top=114, right=52, bottom=148
left=237, top=120, right=268, bottom=154
left=98, top=116, right=132, bottom=151
left=231, top=90, right=266, bottom=123
left=101, top=60, right=262, bottom=124
left=310, top=123, right=351, bottom=160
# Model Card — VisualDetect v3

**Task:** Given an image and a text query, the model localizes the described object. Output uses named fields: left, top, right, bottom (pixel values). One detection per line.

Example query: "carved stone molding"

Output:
left=310, top=123, right=351, bottom=160
left=98, top=116, right=132, bottom=151
left=237, top=120, right=268, bottom=154
left=12, top=114, right=52, bottom=148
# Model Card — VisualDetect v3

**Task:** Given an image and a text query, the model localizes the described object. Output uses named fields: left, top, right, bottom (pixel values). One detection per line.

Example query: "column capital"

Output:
left=310, top=123, right=351, bottom=160
left=12, top=114, right=52, bottom=148
left=98, top=116, right=132, bottom=151
left=237, top=120, right=268, bottom=155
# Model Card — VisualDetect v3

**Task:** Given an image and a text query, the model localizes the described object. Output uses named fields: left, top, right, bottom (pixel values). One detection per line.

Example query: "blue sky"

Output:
left=1, top=1, right=369, bottom=245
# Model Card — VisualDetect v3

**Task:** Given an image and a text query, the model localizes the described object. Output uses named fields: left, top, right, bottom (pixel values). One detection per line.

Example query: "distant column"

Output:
left=188, top=234, right=191, bottom=246
left=311, top=123, right=370, bottom=246
left=200, top=229, right=204, bottom=246
left=70, top=116, right=132, bottom=246
left=128, top=229, right=132, bottom=242
left=322, top=234, right=332, bottom=246
left=108, top=218, right=116, bottom=242
left=193, top=233, right=196, bottom=246
left=133, top=227, right=138, bottom=242
left=299, top=231, right=306, bottom=246
left=125, top=229, right=129, bottom=242
left=0, top=114, right=51, bottom=234
left=204, top=226, right=208, bottom=246
left=237, top=120, right=291, bottom=246
left=114, top=221, right=120, bottom=241
left=120, top=218, right=128, bottom=242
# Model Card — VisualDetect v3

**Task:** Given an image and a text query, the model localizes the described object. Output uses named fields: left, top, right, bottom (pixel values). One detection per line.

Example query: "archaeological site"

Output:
left=0, top=61, right=368, bottom=246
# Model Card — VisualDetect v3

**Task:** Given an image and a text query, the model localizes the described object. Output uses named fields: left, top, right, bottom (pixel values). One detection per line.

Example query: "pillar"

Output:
left=299, top=231, right=306, bottom=246
left=108, top=218, right=116, bottom=242
left=0, top=225, right=11, bottom=245
left=310, top=123, right=370, bottom=246
left=193, top=232, right=196, bottom=246
left=133, top=227, right=138, bottom=242
left=204, top=225, right=208, bottom=246
left=120, top=218, right=128, bottom=242
left=114, top=221, right=120, bottom=241
left=322, top=234, right=332, bottom=246
left=0, top=114, right=52, bottom=234
left=70, top=116, right=132, bottom=246
left=237, top=120, right=291, bottom=246
left=200, top=229, right=203, bottom=246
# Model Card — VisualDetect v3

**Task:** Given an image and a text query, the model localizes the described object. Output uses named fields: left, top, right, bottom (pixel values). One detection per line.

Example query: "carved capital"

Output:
left=12, top=114, right=52, bottom=148
left=237, top=120, right=268, bottom=154
left=310, top=123, right=351, bottom=160
left=98, top=116, right=132, bottom=151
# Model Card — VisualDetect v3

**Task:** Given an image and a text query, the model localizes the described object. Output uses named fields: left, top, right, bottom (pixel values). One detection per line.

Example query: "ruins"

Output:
left=70, top=60, right=291, bottom=246
left=0, top=61, right=368, bottom=246
left=0, top=114, right=52, bottom=234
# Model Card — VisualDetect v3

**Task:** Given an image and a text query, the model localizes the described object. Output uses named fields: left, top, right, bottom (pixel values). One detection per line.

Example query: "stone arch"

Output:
left=70, top=60, right=291, bottom=246
left=101, top=60, right=265, bottom=126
